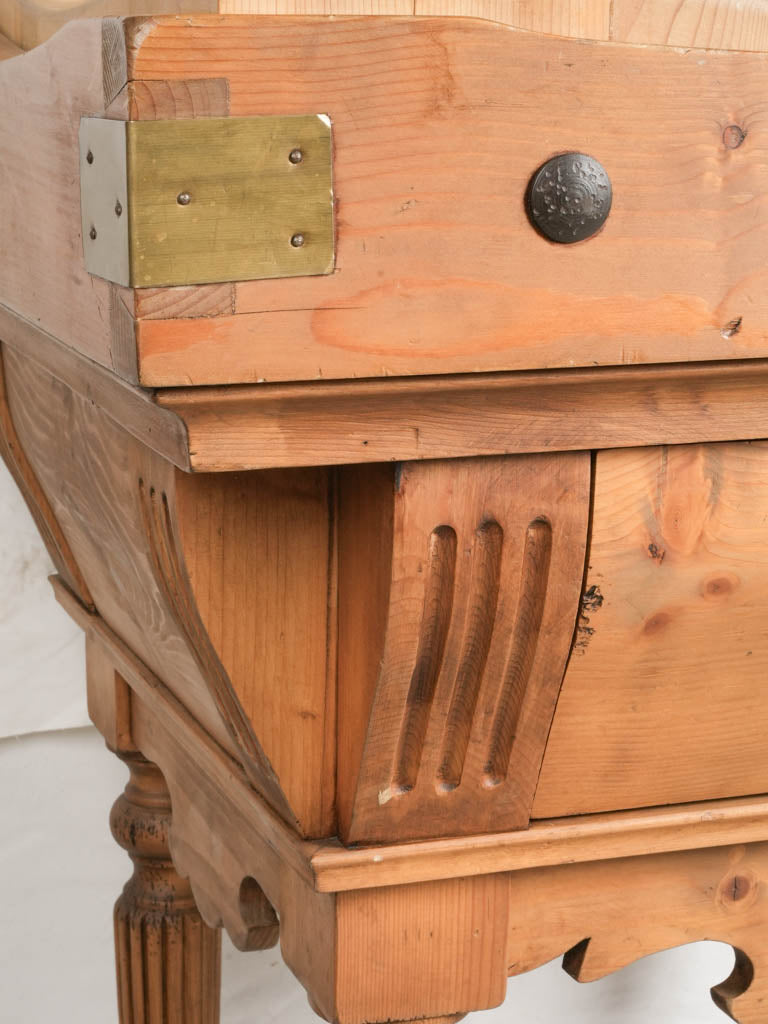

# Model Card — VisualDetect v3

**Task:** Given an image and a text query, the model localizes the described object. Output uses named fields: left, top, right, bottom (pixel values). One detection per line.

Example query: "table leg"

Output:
left=110, top=751, right=222, bottom=1024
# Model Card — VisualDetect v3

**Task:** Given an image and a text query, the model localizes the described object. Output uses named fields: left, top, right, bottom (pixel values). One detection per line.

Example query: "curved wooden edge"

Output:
left=0, top=344, right=94, bottom=606
left=0, top=31, right=22, bottom=59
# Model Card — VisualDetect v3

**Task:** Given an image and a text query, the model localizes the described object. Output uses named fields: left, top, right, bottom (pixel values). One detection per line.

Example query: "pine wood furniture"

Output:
left=5, top=4, right=768, bottom=1021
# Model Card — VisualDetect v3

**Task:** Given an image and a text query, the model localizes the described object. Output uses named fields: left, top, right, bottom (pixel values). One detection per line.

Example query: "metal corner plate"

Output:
left=80, top=114, right=335, bottom=289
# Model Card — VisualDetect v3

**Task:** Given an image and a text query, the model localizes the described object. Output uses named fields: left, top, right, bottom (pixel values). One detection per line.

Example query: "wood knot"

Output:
left=642, top=610, right=673, bottom=635
left=717, top=870, right=758, bottom=910
left=701, top=573, right=739, bottom=601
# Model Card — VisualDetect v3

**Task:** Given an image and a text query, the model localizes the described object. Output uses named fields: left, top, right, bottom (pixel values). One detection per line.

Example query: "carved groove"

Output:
left=437, top=520, right=503, bottom=791
left=138, top=479, right=294, bottom=823
left=0, top=345, right=93, bottom=608
left=484, top=518, right=553, bottom=786
left=393, top=525, right=457, bottom=793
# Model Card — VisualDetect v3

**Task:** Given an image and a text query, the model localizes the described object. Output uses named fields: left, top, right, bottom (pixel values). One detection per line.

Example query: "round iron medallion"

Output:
left=527, top=153, right=612, bottom=244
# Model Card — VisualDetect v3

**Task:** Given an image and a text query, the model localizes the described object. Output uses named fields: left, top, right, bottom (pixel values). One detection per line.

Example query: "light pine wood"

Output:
left=59, top=577, right=768, bottom=1023
left=610, top=0, right=768, bottom=51
left=507, top=843, right=768, bottom=1024
left=534, top=441, right=768, bottom=819
left=0, top=21, right=120, bottom=370
left=338, top=454, right=590, bottom=843
left=175, top=468, right=337, bottom=837
left=157, top=359, right=768, bottom=472
left=0, top=343, right=93, bottom=606
left=111, top=752, right=222, bottom=1024
left=120, top=15, right=768, bottom=387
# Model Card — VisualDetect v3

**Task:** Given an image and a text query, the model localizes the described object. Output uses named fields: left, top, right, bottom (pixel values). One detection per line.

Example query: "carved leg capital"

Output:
left=110, top=752, right=222, bottom=1024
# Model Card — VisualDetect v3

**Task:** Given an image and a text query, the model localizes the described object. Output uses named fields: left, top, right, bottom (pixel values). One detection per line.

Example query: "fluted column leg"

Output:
left=110, top=753, right=222, bottom=1024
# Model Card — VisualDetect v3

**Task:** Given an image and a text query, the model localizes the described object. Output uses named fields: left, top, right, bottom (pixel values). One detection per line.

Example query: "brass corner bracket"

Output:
left=79, top=115, right=335, bottom=288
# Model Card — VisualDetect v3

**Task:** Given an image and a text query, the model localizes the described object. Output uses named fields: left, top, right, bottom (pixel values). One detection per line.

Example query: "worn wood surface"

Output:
left=111, top=752, right=222, bottom=1024
left=338, top=454, right=590, bottom=843
left=2, top=349, right=287, bottom=797
left=535, top=441, right=768, bottom=819
left=122, top=14, right=768, bottom=386
left=0, top=343, right=93, bottom=605
left=506, top=843, right=768, bottom=1024
left=0, top=21, right=122, bottom=370
left=158, top=359, right=768, bottom=472
left=175, top=468, right=337, bottom=837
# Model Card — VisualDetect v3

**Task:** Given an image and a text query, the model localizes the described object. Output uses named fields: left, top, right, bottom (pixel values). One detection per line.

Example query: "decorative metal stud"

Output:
left=527, top=153, right=612, bottom=244
left=177, top=191, right=192, bottom=206
left=290, top=233, right=305, bottom=248
left=289, top=148, right=304, bottom=164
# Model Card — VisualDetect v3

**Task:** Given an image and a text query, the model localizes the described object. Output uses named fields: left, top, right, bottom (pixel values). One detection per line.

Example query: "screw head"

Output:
left=86, top=150, right=94, bottom=165
left=89, top=226, right=97, bottom=240
left=289, top=148, right=304, bottom=165
left=527, top=153, right=612, bottom=244
left=177, top=191, right=192, bottom=206
left=290, top=233, right=305, bottom=248
left=114, top=200, right=123, bottom=217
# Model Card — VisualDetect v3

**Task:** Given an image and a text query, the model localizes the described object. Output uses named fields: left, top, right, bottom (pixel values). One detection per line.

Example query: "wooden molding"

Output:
left=157, top=358, right=768, bottom=472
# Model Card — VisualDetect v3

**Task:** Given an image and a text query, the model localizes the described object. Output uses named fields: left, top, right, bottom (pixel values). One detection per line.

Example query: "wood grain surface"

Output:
left=157, top=359, right=768, bottom=472
left=535, top=441, right=768, bottom=818
left=175, top=468, right=337, bottom=837
left=123, top=15, right=768, bottom=386
left=338, top=454, right=590, bottom=843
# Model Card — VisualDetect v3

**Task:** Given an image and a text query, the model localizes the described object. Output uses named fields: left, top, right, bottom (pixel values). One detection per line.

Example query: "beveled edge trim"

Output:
left=157, top=357, right=768, bottom=472
left=0, top=301, right=190, bottom=470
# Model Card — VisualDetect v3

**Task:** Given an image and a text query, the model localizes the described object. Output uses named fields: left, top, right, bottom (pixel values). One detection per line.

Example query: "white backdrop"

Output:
left=0, top=461, right=733, bottom=1024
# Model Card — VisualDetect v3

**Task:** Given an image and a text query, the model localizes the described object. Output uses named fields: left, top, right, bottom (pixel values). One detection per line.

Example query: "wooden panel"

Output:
left=0, top=20, right=118, bottom=370
left=504, top=843, right=768, bottom=1024
left=611, top=0, right=768, bottom=51
left=175, top=468, right=337, bottom=837
left=415, top=0, right=611, bottom=39
left=335, top=875, right=509, bottom=1024
left=126, top=16, right=768, bottom=386
left=339, top=453, right=590, bottom=843
left=535, top=441, right=768, bottom=819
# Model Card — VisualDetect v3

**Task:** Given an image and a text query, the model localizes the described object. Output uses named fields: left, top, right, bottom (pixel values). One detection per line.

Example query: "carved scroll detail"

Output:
left=339, top=453, right=591, bottom=843
left=0, top=343, right=93, bottom=607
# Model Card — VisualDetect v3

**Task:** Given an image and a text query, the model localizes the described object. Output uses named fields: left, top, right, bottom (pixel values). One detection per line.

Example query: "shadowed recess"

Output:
left=484, top=517, right=552, bottom=787
left=393, top=524, right=457, bottom=793
left=437, top=520, right=504, bottom=792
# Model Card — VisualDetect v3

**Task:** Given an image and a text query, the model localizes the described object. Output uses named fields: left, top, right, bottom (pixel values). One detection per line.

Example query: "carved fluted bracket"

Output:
left=337, top=453, right=591, bottom=843
left=110, top=753, right=222, bottom=1024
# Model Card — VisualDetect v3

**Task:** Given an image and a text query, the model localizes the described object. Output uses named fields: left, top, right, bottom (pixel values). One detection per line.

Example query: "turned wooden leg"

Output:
left=110, top=752, right=222, bottom=1024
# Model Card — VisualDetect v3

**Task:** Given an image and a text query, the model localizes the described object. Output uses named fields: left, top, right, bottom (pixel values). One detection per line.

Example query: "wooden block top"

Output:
left=6, top=14, right=768, bottom=389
